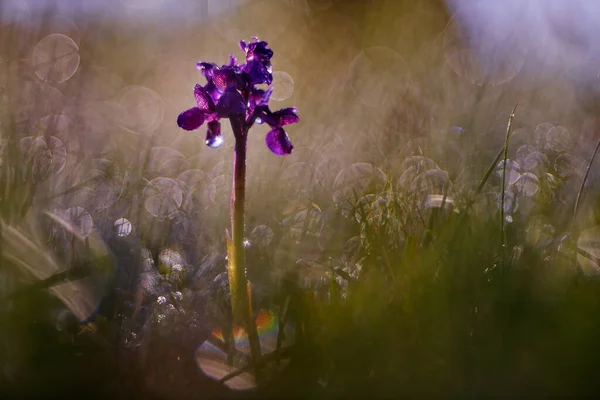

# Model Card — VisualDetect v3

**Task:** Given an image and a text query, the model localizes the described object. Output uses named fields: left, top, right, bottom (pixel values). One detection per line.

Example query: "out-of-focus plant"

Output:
left=176, top=37, right=299, bottom=384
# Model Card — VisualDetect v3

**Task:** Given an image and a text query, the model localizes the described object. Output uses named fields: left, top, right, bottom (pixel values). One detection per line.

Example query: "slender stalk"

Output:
left=227, top=120, right=263, bottom=382
left=219, top=345, right=294, bottom=385
left=499, top=104, right=518, bottom=270
left=571, top=137, right=600, bottom=270
left=463, top=134, right=514, bottom=215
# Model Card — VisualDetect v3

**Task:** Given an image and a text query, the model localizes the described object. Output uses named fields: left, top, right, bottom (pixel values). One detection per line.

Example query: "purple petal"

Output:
left=205, top=121, right=223, bottom=148
left=212, top=69, right=227, bottom=91
left=177, top=107, right=205, bottom=131
left=249, top=87, right=273, bottom=108
left=204, top=81, right=221, bottom=104
left=239, top=40, right=247, bottom=52
left=228, top=54, right=238, bottom=67
left=265, top=127, right=293, bottom=155
left=255, top=108, right=276, bottom=127
left=243, top=60, right=272, bottom=85
left=196, top=62, right=218, bottom=79
left=249, top=88, right=265, bottom=105
left=194, top=84, right=215, bottom=111
left=216, top=88, right=247, bottom=118
left=213, top=67, right=243, bottom=91
left=272, top=107, right=299, bottom=126
left=261, top=87, right=274, bottom=105
left=245, top=40, right=273, bottom=62
left=264, top=69, right=273, bottom=85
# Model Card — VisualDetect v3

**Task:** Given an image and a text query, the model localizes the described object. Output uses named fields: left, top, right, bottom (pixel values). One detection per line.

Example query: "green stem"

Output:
left=500, top=104, right=518, bottom=271
left=571, top=137, right=600, bottom=270
left=227, top=119, right=263, bottom=382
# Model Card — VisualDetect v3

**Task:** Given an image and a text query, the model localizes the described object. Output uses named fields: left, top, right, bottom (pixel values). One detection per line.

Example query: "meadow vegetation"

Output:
left=2, top=1, right=600, bottom=398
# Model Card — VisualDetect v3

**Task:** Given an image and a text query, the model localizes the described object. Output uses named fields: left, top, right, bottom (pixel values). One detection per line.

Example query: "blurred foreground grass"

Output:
left=2, top=0, right=600, bottom=398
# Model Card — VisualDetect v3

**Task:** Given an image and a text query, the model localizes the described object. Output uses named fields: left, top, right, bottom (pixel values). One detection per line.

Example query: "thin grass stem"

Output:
left=500, top=104, right=518, bottom=270
left=571, top=137, right=600, bottom=270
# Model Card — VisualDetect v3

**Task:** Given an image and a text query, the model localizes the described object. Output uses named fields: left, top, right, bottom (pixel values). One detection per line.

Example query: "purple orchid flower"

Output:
left=177, top=37, right=298, bottom=156
left=176, top=39, right=299, bottom=378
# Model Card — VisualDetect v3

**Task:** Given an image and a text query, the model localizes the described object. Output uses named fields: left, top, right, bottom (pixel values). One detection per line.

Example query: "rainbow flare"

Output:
left=211, top=309, right=292, bottom=355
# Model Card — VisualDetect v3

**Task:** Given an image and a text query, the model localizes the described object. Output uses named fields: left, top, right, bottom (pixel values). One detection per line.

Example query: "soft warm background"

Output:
left=3, top=0, right=600, bottom=398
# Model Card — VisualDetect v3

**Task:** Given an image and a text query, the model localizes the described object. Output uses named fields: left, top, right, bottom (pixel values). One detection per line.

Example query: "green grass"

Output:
left=3, top=5, right=600, bottom=398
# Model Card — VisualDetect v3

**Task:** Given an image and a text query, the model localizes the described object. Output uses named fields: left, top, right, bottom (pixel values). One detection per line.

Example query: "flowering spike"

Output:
left=177, top=38, right=298, bottom=154
left=176, top=38, right=300, bottom=381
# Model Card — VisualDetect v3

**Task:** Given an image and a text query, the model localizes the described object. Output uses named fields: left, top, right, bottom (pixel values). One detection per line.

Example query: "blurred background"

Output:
left=3, top=0, right=600, bottom=398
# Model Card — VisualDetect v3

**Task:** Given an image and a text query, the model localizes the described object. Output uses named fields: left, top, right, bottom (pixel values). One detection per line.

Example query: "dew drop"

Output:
left=515, top=172, right=539, bottom=197
left=546, top=126, right=571, bottom=152
left=33, top=34, right=80, bottom=83
left=205, top=134, right=224, bottom=148
left=271, top=71, right=294, bottom=101
left=115, top=218, right=132, bottom=237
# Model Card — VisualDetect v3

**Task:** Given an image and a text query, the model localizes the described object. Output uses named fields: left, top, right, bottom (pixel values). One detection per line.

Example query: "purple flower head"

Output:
left=196, top=62, right=218, bottom=79
left=240, top=37, right=273, bottom=85
left=177, top=37, right=298, bottom=155
left=240, top=37, right=273, bottom=62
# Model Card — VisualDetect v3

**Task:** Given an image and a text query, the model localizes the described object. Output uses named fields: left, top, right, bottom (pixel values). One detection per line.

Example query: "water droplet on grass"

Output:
left=271, top=71, right=294, bottom=101
left=515, top=172, right=539, bottom=197
left=522, top=151, right=548, bottom=176
left=63, top=206, right=93, bottom=239
left=534, top=122, right=554, bottom=150
left=143, top=177, right=183, bottom=218
left=117, top=86, right=163, bottom=133
left=333, top=163, right=387, bottom=217
left=33, top=34, right=80, bottom=83
left=250, top=225, right=274, bottom=247
left=516, top=144, right=537, bottom=166
left=410, top=169, right=450, bottom=198
left=496, top=191, right=519, bottom=214
left=495, top=159, right=521, bottom=186
left=546, top=125, right=571, bottom=152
